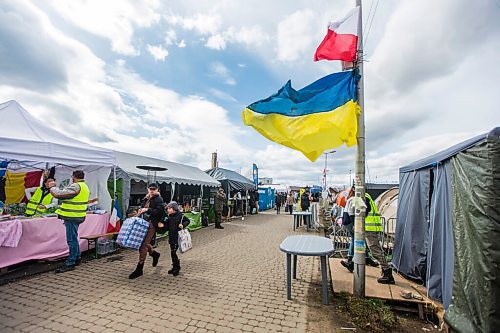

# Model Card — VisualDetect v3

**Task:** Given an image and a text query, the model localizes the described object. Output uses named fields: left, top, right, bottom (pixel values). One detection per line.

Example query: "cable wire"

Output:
left=364, top=0, right=380, bottom=48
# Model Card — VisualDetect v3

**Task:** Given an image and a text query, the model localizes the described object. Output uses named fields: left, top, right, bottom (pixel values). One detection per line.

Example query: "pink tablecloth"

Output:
left=0, top=213, right=109, bottom=268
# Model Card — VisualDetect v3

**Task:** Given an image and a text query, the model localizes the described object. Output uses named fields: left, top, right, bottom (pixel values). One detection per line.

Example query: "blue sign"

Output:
left=252, top=163, right=258, bottom=188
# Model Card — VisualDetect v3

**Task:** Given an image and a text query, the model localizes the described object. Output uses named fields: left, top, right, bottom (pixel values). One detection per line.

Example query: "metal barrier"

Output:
left=380, top=217, right=396, bottom=257
left=310, top=203, right=321, bottom=231
left=328, top=215, right=396, bottom=259
left=328, top=216, right=351, bottom=258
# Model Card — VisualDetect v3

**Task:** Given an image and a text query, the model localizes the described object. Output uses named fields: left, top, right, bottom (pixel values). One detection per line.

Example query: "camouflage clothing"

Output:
left=215, top=192, right=225, bottom=212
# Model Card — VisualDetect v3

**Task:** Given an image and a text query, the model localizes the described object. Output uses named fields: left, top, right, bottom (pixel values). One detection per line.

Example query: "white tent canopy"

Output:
left=114, top=151, right=220, bottom=187
left=0, top=100, right=115, bottom=167
left=114, top=151, right=220, bottom=212
left=0, top=100, right=116, bottom=210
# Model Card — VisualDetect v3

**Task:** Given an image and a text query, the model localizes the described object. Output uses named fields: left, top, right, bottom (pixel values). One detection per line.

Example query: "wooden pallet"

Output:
left=329, top=258, right=440, bottom=320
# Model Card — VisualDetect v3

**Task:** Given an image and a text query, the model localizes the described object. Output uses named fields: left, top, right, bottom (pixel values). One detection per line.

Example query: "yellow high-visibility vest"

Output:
left=25, top=187, right=54, bottom=216
left=365, top=193, right=382, bottom=232
left=56, top=181, right=90, bottom=218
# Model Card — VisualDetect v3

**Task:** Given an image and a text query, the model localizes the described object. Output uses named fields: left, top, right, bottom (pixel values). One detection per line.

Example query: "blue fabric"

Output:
left=0, top=161, right=8, bottom=177
left=345, top=223, right=354, bottom=257
left=64, top=220, right=80, bottom=266
left=247, top=70, right=358, bottom=116
left=345, top=222, right=370, bottom=258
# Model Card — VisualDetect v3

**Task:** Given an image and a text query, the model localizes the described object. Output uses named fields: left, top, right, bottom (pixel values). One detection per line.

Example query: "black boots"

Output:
left=365, top=256, right=380, bottom=267
left=215, top=223, right=224, bottom=229
left=55, top=265, right=75, bottom=274
left=129, top=263, right=144, bottom=279
left=168, top=259, right=181, bottom=276
left=150, top=251, right=160, bottom=267
left=377, top=267, right=395, bottom=284
left=340, top=257, right=354, bottom=273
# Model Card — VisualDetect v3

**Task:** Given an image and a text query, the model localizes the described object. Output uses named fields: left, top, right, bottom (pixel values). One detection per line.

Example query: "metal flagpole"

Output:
left=353, top=0, right=366, bottom=297
left=113, top=166, right=117, bottom=210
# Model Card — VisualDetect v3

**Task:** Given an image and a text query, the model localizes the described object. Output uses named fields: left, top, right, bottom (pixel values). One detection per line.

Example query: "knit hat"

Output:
left=166, top=201, right=179, bottom=211
left=148, top=183, right=158, bottom=189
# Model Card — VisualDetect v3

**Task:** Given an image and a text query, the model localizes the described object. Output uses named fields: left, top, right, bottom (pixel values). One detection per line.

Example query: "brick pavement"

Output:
left=0, top=211, right=331, bottom=332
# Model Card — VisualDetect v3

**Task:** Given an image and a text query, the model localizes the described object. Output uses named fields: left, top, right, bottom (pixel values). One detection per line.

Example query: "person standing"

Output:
left=48, top=170, right=90, bottom=273
left=25, top=178, right=58, bottom=216
left=165, top=202, right=190, bottom=276
left=340, top=187, right=379, bottom=272
left=286, top=192, right=295, bottom=215
left=364, top=192, right=394, bottom=284
left=275, top=193, right=282, bottom=214
left=128, top=183, right=164, bottom=279
left=214, top=188, right=225, bottom=229
left=254, top=189, right=260, bottom=214
left=300, top=190, right=310, bottom=211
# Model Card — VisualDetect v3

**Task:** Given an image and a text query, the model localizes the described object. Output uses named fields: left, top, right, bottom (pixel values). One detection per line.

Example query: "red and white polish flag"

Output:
left=314, top=6, right=359, bottom=62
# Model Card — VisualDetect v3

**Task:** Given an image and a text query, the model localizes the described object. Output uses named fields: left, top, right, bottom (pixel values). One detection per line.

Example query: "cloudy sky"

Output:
left=1, top=0, right=499, bottom=187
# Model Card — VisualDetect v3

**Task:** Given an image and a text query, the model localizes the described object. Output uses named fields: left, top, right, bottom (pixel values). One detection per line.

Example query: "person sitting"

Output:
left=24, top=178, right=58, bottom=216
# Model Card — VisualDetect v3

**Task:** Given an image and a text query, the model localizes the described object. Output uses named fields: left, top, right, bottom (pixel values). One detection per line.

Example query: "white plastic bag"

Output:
left=178, top=229, right=192, bottom=253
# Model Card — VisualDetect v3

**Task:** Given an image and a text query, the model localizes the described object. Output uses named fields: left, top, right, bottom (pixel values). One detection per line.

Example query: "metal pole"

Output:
left=113, top=166, right=117, bottom=211
left=353, top=0, right=366, bottom=297
left=324, top=153, right=328, bottom=190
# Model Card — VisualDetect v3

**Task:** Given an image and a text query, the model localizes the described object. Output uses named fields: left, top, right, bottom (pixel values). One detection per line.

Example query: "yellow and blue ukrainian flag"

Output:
left=242, top=70, right=360, bottom=161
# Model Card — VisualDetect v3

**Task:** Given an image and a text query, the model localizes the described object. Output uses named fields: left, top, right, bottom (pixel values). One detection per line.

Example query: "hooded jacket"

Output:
left=166, top=211, right=190, bottom=244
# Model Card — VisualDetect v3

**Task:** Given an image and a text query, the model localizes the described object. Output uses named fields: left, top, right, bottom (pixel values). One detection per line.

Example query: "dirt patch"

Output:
left=307, top=284, right=439, bottom=333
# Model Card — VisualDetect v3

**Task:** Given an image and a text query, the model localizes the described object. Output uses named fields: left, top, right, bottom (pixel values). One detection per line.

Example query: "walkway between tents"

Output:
left=0, top=210, right=331, bottom=332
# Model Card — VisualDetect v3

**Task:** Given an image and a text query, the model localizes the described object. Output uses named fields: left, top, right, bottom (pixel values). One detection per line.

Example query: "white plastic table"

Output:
left=291, top=211, right=313, bottom=231
left=279, top=235, right=334, bottom=304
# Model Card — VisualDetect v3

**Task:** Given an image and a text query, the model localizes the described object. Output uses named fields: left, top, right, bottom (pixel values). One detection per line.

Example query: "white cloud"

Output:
left=166, top=13, right=221, bottom=35
left=2, top=0, right=499, bottom=187
left=0, top=1, right=249, bottom=170
left=205, top=34, right=226, bottom=50
left=208, top=88, right=237, bottom=102
left=276, top=9, right=317, bottom=62
left=224, top=25, right=270, bottom=47
left=164, top=29, right=177, bottom=45
left=146, top=44, right=169, bottom=61
left=209, top=62, right=236, bottom=85
left=46, top=0, right=161, bottom=56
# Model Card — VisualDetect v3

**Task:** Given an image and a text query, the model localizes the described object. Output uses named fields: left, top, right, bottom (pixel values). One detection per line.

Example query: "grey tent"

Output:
left=114, top=151, right=220, bottom=212
left=392, top=128, right=499, bottom=333
left=205, top=167, right=255, bottom=194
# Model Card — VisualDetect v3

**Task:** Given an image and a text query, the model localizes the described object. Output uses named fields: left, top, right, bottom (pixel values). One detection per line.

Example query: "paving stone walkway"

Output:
left=0, top=211, right=330, bottom=332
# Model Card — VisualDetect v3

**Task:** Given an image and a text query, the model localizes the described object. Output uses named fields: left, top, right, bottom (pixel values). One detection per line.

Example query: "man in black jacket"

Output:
left=165, top=201, right=190, bottom=276
left=214, top=188, right=225, bottom=229
left=301, top=190, right=311, bottom=211
left=129, top=183, right=165, bottom=279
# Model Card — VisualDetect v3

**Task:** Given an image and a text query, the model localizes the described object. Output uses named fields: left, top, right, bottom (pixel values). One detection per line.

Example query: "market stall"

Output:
left=111, top=151, right=220, bottom=222
left=0, top=100, right=116, bottom=266
left=205, top=167, right=255, bottom=216
left=0, top=100, right=116, bottom=211
left=0, top=214, right=109, bottom=268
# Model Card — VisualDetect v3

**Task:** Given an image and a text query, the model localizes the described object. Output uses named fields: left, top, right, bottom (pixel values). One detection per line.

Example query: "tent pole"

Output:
left=113, top=166, right=116, bottom=199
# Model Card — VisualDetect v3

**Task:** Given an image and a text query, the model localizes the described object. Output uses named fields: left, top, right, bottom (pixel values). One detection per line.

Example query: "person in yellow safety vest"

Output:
left=47, top=170, right=90, bottom=273
left=365, top=192, right=395, bottom=284
left=24, top=178, right=58, bottom=216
